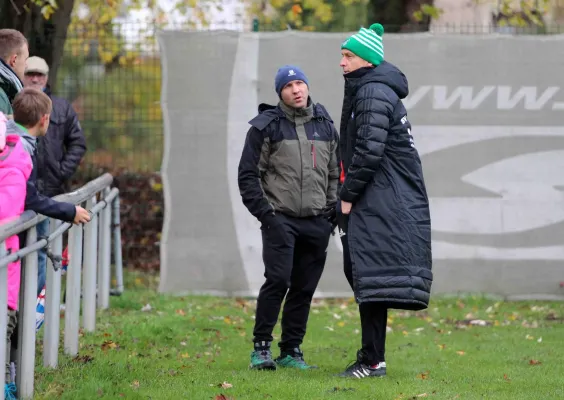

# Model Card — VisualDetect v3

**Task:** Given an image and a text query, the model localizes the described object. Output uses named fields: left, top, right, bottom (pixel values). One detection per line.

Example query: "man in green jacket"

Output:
left=0, top=29, right=28, bottom=115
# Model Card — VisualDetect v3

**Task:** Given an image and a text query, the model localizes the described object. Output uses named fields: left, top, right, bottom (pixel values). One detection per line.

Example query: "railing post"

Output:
left=98, top=188, right=111, bottom=309
left=43, top=219, right=63, bottom=368
left=83, top=197, right=98, bottom=331
left=64, top=224, right=83, bottom=356
left=17, top=226, right=38, bottom=399
left=0, top=242, right=8, bottom=400
left=97, top=196, right=105, bottom=309
left=111, top=195, right=124, bottom=295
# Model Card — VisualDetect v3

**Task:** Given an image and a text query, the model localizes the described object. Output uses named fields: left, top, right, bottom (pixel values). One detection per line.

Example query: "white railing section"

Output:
left=0, top=173, right=124, bottom=400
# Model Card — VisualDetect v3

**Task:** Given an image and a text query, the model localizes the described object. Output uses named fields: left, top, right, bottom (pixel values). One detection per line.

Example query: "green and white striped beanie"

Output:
left=341, top=23, right=385, bottom=66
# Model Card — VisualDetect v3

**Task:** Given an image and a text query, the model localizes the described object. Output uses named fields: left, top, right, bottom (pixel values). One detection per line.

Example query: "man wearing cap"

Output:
left=23, top=56, right=87, bottom=296
left=336, top=23, right=433, bottom=378
left=238, top=65, right=339, bottom=371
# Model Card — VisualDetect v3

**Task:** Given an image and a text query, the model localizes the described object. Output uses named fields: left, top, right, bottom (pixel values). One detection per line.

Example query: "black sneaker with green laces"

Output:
left=249, top=342, right=276, bottom=370
left=338, top=350, right=386, bottom=378
left=275, top=348, right=318, bottom=370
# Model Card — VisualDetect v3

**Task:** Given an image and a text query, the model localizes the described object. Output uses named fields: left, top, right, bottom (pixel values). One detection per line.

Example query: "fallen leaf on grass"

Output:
left=101, top=340, right=118, bottom=351
left=181, top=353, right=190, bottom=358
left=437, top=344, right=446, bottom=350
left=415, top=394, right=428, bottom=398
left=545, top=312, right=563, bottom=322
left=176, top=309, right=186, bottom=316
left=220, top=382, right=233, bottom=389
left=73, top=355, right=94, bottom=364
left=456, top=351, right=465, bottom=356
left=416, top=371, right=429, bottom=380
left=503, top=374, right=511, bottom=381
left=525, top=334, right=534, bottom=340
left=529, top=359, right=542, bottom=365
left=337, top=321, right=346, bottom=327
left=328, top=387, right=356, bottom=393
left=131, top=380, right=140, bottom=390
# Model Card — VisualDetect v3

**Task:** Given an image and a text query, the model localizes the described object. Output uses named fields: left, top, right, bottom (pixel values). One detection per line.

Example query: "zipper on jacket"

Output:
left=311, top=139, right=317, bottom=169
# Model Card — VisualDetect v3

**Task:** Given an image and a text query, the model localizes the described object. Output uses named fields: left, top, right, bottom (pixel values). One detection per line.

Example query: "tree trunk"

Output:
left=0, top=0, right=75, bottom=92
left=367, top=0, right=433, bottom=32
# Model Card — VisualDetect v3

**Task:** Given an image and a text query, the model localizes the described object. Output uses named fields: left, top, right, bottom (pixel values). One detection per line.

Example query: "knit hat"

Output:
left=341, top=23, right=385, bottom=66
left=274, top=65, right=309, bottom=97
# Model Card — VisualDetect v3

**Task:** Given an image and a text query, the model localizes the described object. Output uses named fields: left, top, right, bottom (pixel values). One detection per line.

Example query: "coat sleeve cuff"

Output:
left=339, top=187, right=357, bottom=203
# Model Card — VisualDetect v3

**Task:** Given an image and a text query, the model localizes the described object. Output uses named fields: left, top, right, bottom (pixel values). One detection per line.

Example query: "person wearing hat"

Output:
left=23, top=56, right=87, bottom=296
left=238, top=65, right=339, bottom=371
left=336, top=23, right=433, bottom=378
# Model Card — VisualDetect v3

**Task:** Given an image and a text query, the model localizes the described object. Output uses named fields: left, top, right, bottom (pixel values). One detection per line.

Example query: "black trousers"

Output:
left=253, top=214, right=331, bottom=352
left=342, top=235, right=387, bottom=364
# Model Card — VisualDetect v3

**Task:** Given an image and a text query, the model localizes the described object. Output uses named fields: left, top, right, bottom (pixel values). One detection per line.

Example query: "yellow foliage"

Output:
left=271, top=0, right=290, bottom=9
left=314, top=3, right=333, bottom=23
left=62, top=0, right=219, bottom=65
left=41, top=5, right=56, bottom=19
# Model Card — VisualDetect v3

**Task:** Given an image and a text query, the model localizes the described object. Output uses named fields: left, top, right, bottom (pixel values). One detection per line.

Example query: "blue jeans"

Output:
left=36, top=218, right=49, bottom=297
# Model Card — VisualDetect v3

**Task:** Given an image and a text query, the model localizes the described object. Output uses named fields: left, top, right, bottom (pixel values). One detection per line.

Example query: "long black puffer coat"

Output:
left=338, top=61, right=433, bottom=311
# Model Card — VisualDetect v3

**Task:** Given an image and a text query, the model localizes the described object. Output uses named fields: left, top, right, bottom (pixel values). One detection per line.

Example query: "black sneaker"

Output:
left=249, top=342, right=276, bottom=370
left=275, top=348, right=318, bottom=370
left=338, top=350, right=386, bottom=378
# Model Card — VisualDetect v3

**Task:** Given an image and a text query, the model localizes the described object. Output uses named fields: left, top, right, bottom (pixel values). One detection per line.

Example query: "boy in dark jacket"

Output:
left=9, top=88, right=90, bottom=224
left=336, top=23, right=433, bottom=378
left=238, top=65, right=339, bottom=370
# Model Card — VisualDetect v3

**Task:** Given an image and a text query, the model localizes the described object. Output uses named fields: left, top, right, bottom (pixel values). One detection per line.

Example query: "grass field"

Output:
left=34, top=272, right=564, bottom=400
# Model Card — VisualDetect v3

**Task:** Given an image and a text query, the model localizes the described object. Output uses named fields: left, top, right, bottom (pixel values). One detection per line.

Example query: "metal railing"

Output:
left=0, top=173, right=124, bottom=400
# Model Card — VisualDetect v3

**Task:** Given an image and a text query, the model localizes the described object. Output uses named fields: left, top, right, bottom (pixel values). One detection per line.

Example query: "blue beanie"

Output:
left=274, top=65, right=309, bottom=97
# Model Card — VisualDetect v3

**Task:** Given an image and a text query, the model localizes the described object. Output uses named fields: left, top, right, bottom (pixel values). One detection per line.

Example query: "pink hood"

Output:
left=0, top=111, right=6, bottom=150
left=0, top=134, right=32, bottom=181
left=0, top=134, right=33, bottom=310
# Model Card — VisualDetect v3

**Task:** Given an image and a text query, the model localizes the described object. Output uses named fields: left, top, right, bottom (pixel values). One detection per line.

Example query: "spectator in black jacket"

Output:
left=23, top=56, right=87, bottom=295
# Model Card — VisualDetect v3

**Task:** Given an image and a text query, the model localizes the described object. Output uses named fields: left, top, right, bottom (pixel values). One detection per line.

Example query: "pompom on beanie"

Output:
left=341, top=23, right=385, bottom=66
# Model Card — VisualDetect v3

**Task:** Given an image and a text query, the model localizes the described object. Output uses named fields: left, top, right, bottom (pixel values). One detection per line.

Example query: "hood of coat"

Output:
left=0, top=133, right=33, bottom=182
left=343, top=61, right=409, bottom=100
left=5, top=119, right=36, bottom=155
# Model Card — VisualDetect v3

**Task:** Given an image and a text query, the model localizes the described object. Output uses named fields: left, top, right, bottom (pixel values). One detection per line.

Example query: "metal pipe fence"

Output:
left=0, top=173, right=124, bottom=400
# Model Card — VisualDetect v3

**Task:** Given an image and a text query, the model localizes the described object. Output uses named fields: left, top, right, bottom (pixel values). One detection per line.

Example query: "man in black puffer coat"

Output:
left=335, top=23, right=433, bottom=379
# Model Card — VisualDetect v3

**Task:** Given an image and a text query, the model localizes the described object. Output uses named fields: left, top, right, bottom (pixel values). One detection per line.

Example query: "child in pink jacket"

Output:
left=1, top=111, right=33, bottom=398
